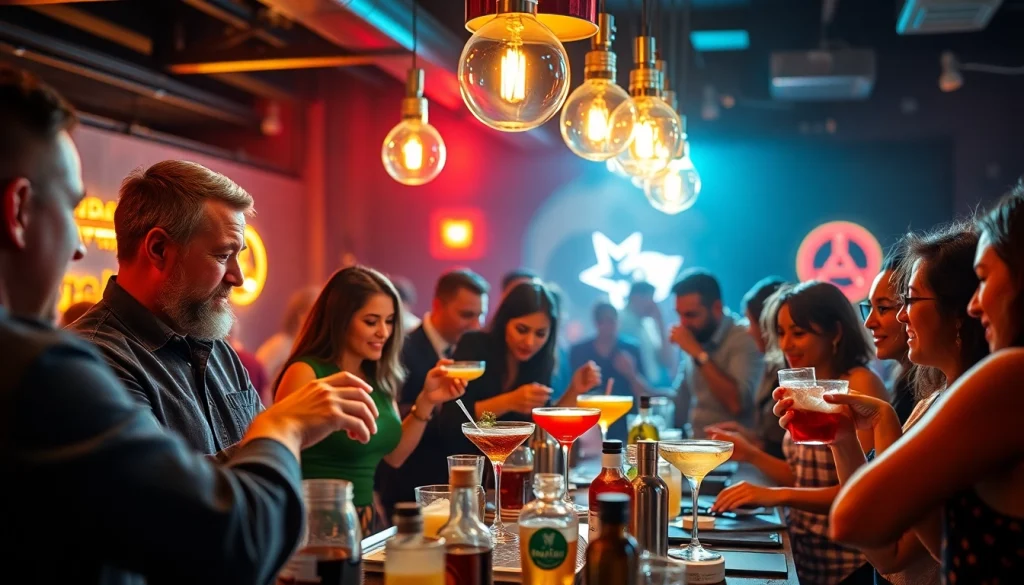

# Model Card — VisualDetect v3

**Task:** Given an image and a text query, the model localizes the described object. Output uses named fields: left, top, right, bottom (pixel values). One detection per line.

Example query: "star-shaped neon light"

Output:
left=578, top=231, right=684, bottom=309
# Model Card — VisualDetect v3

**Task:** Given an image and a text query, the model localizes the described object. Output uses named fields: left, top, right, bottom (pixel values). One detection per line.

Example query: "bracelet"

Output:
left=410, top=402, right=432, bottom=422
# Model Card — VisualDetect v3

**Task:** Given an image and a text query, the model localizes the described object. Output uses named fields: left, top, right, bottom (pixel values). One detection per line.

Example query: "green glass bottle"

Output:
left=627, top=396, right=660, bottom=445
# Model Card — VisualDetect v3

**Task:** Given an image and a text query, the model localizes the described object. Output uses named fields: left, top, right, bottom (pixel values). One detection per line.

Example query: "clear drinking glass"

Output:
left=447, top=454, right=485, bottom=480
left=785, top=379, right=850, bottom=445
left=413, top=484, right=486, bottom=538
left=638, top=553, right=686, bottom=585
left=501, top=446, right=535, bottom=513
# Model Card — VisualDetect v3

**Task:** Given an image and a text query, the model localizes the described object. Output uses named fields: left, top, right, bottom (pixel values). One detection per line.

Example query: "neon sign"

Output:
left=58, top=196, right=268, bottom=312
left=796, top=220, right=883, bottom=302
left=578, top=231, right=684, bottom=309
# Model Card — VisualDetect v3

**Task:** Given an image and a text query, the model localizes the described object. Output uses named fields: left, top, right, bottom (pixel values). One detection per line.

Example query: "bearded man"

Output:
left=71, top=160, right=266, bottom=457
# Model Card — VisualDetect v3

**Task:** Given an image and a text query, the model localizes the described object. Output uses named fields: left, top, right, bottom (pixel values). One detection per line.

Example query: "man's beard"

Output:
left=159, top=264, right=235, bottom=340
left=692, top=317, right=720, bottom=344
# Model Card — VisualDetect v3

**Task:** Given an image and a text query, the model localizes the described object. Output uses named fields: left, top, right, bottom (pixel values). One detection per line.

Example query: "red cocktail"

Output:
left=784, top=379, right=849, bottom=445
left=532, top=407, right=601, bottom=512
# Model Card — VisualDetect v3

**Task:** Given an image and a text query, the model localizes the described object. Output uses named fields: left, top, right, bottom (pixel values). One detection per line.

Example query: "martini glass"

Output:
left=531, top=407, right=602, bottom=513
left=658, top=440, right=734, bottom=562
left=461, top=421, right=535, bottom=543
left=442, top=360, right=486, bottom=381
left=576, top=394, right=634, bottom=440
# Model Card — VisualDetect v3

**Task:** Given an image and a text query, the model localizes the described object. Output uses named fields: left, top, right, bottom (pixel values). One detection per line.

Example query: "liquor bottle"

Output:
left=631, top=440, right=668, bottom=556
left=588, top=440, right=634, bottom=544
left=518, top=474, right=579, bottom=585
left=438, top=466, right=493, bottom=585
left=384, top=503, right=445, bottom=585
left=627, top=396, right=660, bottom=444
left=584, top=493, right=639, bottom=585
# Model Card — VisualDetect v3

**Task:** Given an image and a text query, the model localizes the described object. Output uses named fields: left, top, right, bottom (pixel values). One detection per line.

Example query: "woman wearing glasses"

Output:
left=784, top=222, right=988, bottom=585
left=859, top=241, right=916, bottom=425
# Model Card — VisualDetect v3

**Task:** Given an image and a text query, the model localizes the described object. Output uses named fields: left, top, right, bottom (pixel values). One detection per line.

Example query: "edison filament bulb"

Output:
left=458, top=1, right=571, bottom=132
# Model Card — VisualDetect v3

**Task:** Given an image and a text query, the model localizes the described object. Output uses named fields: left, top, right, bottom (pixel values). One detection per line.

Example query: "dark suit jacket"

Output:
left=1, top=306, right=302, bottom=585
left=377, top=325, right=445, bottom=512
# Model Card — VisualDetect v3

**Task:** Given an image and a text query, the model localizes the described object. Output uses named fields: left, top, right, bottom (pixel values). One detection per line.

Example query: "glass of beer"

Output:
left=785, top=379, right=849, bottom=445
left=500, top=446, right=534, bottom=512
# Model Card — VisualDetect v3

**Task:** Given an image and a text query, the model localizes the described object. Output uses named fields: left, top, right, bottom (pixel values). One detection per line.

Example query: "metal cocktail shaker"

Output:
left=630, top=440, right=668, bottom=556
left=530, top=426, right=560, bottom=474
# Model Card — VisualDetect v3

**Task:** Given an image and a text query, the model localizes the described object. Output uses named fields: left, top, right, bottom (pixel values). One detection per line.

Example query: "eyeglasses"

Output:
left=898, top=294, right=938, bottom=307
left=859, top=300, right=904, bottom=321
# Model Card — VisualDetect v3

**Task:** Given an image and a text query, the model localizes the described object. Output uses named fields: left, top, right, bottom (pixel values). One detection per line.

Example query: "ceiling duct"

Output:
left=896, top=0, right=1004, bottom=34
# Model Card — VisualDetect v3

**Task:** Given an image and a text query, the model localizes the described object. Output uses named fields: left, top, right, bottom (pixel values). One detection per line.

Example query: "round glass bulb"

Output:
left=606, top=157, right=630, bottom=179
left=643, top=156, right=702, bottom=214
left=560, top=79, right=635, bottom=161
left=458, top=12, right=571, bottom=132
left=611, top=95, right=682, bottom=178
left=381, top=118, right=446, bottom=186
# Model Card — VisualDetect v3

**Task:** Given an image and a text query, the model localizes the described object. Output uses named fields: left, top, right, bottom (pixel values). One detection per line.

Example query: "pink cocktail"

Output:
left=532, top=407, right=601, bottom=512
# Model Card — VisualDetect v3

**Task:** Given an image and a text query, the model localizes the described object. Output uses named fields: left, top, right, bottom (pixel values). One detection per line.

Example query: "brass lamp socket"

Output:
left=628, top=36, right=663, bottom=97
left=584, top=13, right=617, bottom=81
left=401, top=68, right=428, bottom=122
left=495, top=0, right=539, bottom=16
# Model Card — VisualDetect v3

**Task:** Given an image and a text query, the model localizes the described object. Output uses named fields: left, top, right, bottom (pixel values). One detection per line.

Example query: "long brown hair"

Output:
left=274, top=266, right=406, bottom=398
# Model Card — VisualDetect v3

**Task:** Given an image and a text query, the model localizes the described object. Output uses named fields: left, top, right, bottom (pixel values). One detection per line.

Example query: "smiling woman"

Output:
left=273, top=266, right=469, bottom=534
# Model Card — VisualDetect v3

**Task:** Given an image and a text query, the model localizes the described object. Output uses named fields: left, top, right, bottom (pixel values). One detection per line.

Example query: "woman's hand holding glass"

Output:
left=421, top=359, right=469, bottom=406
left=772, top=386, right=896, bottom=443
left=506, top=382, right=554, bottom=414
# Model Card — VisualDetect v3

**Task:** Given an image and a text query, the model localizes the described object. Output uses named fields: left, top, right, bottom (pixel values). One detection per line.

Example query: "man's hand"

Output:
left=670, top=324, right=703, bottom=358
left=246, top=371, right=379, bottom=455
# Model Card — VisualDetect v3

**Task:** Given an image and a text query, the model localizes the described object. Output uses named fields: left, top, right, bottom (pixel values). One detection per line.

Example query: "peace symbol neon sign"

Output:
left=796, top=221, right=883, bottom=302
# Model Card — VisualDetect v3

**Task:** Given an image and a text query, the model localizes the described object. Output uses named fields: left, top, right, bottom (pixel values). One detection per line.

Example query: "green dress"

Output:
left=297, top=357, right=402, bottom=512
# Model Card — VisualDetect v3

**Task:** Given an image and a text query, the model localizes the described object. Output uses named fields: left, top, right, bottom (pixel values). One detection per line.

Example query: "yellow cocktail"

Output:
left=658, top=440, right=734, bottom=563
left=576, top=394, right=633, bottom=440
left=442, top=360, right=486, bottom=381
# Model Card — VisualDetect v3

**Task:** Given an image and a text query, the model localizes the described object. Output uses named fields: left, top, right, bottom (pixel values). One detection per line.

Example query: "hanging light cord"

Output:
left=641, top=0, right=649, bottom=36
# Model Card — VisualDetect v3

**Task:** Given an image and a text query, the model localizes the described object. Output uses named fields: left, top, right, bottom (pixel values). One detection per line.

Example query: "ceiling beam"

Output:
left=0, top=20, right=258, bottom=126
left=179, top=0, right=288, bottom=49
left=166, top=46, right=407, bottom=74
left=25, top=3, right=300, bottom=101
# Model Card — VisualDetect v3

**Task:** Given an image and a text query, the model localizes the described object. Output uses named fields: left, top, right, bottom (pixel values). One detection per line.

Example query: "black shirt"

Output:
left=70, top=278, right=262, bottom=456
left=1, top=306, right=303, bottom=585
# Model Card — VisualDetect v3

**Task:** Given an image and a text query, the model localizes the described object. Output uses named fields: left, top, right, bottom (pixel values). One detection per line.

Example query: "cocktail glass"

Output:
left=442, top=361, right=486, bottom=381
left=461, top=421, right=535, bottom=543
left=576, top=394, right=634, bottom=440
left=658, top=440, right=735, bottom=562
left=531, top=407, right=602, bottom=513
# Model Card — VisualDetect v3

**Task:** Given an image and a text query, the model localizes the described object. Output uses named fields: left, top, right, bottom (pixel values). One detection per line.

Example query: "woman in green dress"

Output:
left=274, top=266, right=466, bottom=534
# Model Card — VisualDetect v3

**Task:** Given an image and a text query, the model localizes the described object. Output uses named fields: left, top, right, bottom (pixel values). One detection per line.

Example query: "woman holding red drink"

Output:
left=829, top=186, right=1024, bottom=585
left=709, top=281, right=888, bottom=585
left=776, top=222, right=988, bottom=585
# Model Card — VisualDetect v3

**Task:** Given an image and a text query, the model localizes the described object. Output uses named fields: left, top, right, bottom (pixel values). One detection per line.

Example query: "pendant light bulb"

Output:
left=610, top=37, right=682, bottom=179
left=644, top=153, right=701, bottom=214
left=382, top=69, right=446, bottom=186
left=459, top=0, right=571, bottom=132
left=560, top=13, right=635, bottom=161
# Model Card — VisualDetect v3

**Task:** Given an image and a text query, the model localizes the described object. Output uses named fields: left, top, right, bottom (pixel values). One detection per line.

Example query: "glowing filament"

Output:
left=401, top=136, right=424, bottom=171
left=584, top=100, right=610, bottom=142
left=500, top=45, right=526, bottom=103
left=632, top=120, right=657, bottom=159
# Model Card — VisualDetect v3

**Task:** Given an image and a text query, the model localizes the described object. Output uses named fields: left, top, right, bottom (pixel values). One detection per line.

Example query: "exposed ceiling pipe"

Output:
left=256, top=0, right=557, bottom=147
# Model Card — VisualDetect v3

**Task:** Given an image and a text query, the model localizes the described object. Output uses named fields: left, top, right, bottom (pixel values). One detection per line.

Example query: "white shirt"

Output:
left=420, top=312, right=451, bottom=359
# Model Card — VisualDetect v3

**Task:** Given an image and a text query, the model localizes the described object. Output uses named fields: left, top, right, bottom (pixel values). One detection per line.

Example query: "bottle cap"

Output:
left=450, top=465, right=480, bottom=488
left=640, top=395, right=652, bottom=409
left=636, top=440, right=659, bottom=468
left=597, top=493, right=631, bottom=524
left=392, top=502, right=423, bottom=534
left=602, top=440, right=623, bottom=454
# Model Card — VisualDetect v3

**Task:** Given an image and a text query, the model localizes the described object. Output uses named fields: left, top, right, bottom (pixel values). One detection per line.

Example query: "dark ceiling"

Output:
left=2, top=0, right=1022, bottom=157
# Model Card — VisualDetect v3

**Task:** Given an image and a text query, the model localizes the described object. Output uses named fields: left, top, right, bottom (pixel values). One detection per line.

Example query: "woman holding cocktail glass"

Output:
left=830, top=186, right=1024, bottom=584
left=709, top=281, right=889, bottom=585
left=435, top=282, right=602, bottom=519
left=273, top=266, right=468, bottom=534
left=779, top=224, right=987, bottom=585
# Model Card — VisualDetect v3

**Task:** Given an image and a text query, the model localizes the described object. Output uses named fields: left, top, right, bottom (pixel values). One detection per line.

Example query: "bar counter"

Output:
left=361, top=462, right=800, bottom=584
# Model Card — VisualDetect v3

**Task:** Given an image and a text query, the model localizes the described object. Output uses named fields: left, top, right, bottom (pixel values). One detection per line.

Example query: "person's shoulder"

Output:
left=1, top=314, right=89, bottom=363
left=965, top=348, right=1024, bottom=385
left=66, top=300, right=134, bottom=351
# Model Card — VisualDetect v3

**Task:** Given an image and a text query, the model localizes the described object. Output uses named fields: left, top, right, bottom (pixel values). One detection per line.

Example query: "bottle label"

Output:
left=588, top=511, right=600, bottom=544
left=528, top=527, right=569, bottom=570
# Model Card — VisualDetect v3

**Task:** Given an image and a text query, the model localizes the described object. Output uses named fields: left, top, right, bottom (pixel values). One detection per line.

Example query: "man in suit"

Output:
left=379, top=268, right=489, bottom=517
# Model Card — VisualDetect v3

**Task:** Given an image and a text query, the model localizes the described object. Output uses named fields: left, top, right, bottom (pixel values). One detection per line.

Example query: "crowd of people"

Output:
left=2, top=64, right=1022, bottom=585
